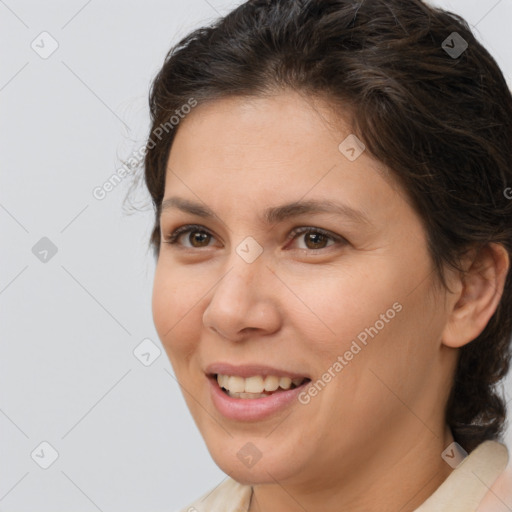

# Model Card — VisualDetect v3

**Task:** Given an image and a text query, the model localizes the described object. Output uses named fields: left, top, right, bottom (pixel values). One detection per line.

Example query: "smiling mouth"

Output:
left=214, top=373, right=311, bottom=399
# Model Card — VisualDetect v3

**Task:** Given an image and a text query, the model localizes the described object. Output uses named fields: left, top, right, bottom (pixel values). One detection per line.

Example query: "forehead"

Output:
left=167, top=93, right=386, bottom=177
left=163, top=91, right=408, bottom=222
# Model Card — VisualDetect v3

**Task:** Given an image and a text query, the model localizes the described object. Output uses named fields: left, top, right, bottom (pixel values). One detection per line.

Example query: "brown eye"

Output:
left=188, top=231, right=211, bottom=247
left=164, top=224, right=346, bottom=252
left=163, top=225, right=215, bottom=248
left=303, top=232, right=330, bottom=250
left=288, top=227, right=344, bottom=251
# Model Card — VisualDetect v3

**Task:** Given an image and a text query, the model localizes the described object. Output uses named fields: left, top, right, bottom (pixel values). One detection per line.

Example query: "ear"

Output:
left=442, top=243, right=510, bottom=349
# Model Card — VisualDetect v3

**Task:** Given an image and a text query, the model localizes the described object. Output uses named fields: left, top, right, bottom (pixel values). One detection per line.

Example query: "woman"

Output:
left=142, top=0, right=512, bottom=510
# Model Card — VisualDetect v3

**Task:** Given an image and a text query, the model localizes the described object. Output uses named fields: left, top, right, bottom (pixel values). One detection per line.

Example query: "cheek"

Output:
left=325, top=287, right=442, bottom=425
left=151, top=264, right=201, bottom=357
left=287, top=264, right=399, bottom=347
left=299, top=258, right=437, bottom=390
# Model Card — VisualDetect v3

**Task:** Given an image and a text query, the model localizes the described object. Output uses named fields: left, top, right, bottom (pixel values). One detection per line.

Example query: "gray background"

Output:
left=1, top=1, right=511, bottom=511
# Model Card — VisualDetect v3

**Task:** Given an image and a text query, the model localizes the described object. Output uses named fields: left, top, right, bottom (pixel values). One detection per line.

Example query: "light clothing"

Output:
left=179, top=440, right=511, bottom=512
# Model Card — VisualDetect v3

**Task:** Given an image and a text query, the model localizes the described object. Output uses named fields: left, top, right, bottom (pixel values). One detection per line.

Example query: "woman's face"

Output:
left=152, top=91, right=459, bottom=489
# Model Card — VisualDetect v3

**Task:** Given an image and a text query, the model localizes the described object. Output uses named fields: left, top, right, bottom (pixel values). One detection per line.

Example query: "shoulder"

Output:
left=177, top=477, right=253, bottom=512
left=414, top=440, right=509, bottom=512
left=476, top=461, right=512, bottom=512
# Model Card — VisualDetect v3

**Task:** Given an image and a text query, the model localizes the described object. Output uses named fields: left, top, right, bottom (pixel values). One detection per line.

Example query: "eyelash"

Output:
left=162, top=224, right=346, bottom=252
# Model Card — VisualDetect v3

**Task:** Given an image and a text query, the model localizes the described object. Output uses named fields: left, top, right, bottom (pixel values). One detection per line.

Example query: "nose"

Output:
left=202, top=253, right=281, bottom=342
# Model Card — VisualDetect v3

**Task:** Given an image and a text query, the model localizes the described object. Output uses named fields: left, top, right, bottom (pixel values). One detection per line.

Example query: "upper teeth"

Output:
left=216, top=374, right=305, bottom=394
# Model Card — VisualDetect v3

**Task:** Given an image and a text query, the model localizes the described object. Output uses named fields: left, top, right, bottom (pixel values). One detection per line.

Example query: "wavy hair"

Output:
left=142, top=0, right=512, bottom=452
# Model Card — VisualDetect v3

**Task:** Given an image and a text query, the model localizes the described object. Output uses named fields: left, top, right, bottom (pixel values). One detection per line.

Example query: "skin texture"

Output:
left=152, top=90, right=510, bottom=512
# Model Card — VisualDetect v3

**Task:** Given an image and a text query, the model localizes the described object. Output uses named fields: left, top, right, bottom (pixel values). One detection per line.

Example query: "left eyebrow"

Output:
left=160, top=197, right=373, bottom=227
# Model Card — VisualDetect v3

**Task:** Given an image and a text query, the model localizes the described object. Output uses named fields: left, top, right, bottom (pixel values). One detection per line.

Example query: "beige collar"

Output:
left=414, top=440, right=509, bottom=512
left=183, top=440, right=508, bottom=512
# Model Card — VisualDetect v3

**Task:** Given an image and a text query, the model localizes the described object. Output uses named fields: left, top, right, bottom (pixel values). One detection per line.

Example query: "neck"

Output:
left=249, top=425, right=456, bottom=512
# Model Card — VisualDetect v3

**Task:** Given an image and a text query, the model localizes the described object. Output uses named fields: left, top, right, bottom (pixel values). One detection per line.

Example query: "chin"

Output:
left=206, top=436, right=303, bottom=485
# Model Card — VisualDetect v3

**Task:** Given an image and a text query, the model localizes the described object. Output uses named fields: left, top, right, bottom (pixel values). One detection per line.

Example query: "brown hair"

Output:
left=141, top=0, right=512, bottom=453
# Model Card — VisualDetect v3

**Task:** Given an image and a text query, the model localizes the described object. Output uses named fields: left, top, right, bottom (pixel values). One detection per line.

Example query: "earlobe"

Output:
left=441, top=243, right=510, bottom=349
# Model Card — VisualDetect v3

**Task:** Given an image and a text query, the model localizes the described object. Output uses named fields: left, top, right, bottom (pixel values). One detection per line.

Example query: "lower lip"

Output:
left=208, top=376, right=310, bottom=422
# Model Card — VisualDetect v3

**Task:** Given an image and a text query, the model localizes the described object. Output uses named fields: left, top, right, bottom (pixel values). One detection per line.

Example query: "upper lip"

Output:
left=205, top=362, right=310, bottom=380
